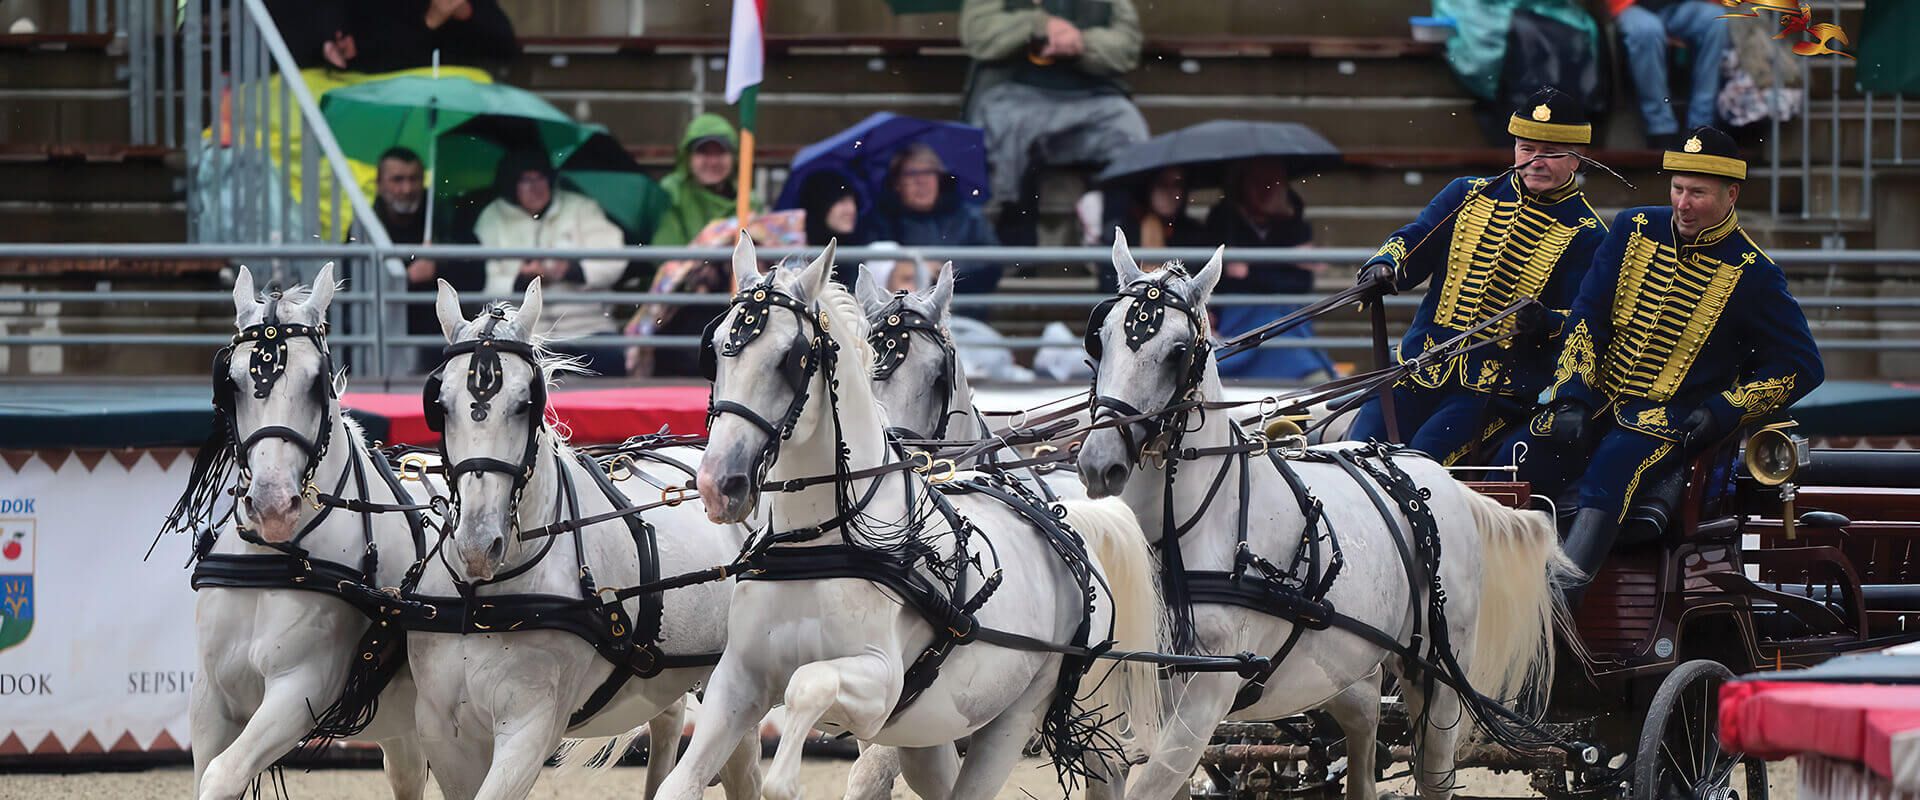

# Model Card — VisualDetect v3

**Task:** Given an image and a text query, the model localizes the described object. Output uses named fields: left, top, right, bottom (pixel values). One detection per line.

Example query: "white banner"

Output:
left=0, top=449, right=199, bottom=754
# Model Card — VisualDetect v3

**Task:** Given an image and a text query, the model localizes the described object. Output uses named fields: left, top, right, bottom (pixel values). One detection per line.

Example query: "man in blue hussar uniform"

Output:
left=1349, top=87, right=1610, bottom=465
left=1495, top=125, right=1824, bottom=605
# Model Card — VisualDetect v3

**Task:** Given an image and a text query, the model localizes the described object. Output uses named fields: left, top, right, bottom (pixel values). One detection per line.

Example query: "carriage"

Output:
left=1194, top=421, right=1920, bottom=800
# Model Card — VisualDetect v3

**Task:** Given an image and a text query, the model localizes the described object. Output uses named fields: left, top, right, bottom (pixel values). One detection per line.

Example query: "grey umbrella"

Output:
left=1095, top=120, right=1343, bottom=187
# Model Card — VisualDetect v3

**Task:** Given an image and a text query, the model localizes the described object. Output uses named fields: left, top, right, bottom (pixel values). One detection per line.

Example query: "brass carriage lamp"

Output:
left=1745, top=421, right=1812, bottom=540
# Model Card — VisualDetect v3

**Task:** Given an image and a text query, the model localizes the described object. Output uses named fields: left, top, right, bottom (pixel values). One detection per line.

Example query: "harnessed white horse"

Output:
left=1077, top=235, right=1575, bottom=800
left=655, top=238, right=1163, bottom=800
left=408, top=279, right=761, bottom=800
left=189, top=266, right=431, bottom=800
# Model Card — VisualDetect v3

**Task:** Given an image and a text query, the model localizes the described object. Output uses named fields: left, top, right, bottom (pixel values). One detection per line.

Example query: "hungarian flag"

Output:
left=726, top=0, right=764, bottom=224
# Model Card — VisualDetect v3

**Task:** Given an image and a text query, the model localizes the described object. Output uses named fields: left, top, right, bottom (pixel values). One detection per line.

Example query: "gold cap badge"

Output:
left=1531, top=104, right=1552, bottom=122
left=1684, top=136, right=1703, bottom=153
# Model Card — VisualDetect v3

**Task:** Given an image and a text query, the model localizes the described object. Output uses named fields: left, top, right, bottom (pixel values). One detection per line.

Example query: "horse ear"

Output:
left=855, top=264, right=889, bottom=317
left=926, top=261, right=955, bottom=319
left=795, top=238, right=835, bottom=300
left=304, top=262, right=338, bottom=317
left=517, top=277, right=544, bottom=339
left=231, top=266, right=257, bottom=326
left=731, top=230, right=761, bottom=287
left=1188, top=245, right=1225, bottom=308
left=435, top=278, right=466, bottom=343
left=1111, top=227, right=1145, bottom=286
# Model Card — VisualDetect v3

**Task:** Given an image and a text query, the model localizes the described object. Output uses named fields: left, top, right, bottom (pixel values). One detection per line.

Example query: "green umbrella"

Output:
left=320, top=75, right=594, bottom=166
left=321, top=76, right=665, bottom=240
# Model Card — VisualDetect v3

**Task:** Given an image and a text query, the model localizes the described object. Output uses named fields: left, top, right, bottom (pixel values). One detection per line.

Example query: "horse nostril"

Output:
left=1102, top=463, right=1129, bottom=491
left=718, top=473, right=750, bottom=498
left=487, top=536, right=506, bottom=562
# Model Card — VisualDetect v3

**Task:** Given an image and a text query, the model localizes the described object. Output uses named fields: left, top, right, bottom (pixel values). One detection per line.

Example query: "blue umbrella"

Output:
left=774, top=113, right=991, bottom=215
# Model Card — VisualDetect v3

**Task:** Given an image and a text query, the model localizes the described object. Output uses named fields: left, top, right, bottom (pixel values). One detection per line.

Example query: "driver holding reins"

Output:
left=1349, top=86, right=1610, bottom=466
left=1492, top=126, right=1825, bottom=607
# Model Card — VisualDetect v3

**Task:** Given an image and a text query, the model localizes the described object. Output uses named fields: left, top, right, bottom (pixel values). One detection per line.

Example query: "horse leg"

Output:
left=1083, top=748, right=1132, bottom=800
left=1328, top=672, right=1383, bottom=800
left=895, top=744, right=961, bottom=800
left=471, top=708, right=568, bottom=800
left=717, top=728, right=765, bottom=800
left=654, top=660, right=775, bottom=800
left=945, top=696, right=1050, bottom=800
left=844, top=744, right=903, bottom=800
left=763, top=656, right=896, bottom=800
left=645, top=696, right=689, bottom=800
left=377, top=736, right=430, bottom=800
left=195, top=672, right=340, bottom=800
left=414, top=705, right=489, bottom=800
left=189, top=679, right=242, bottom=799
left=1400, top=675, right=1464, bottom=800
left=1126, top=671, right=1244, bottom=800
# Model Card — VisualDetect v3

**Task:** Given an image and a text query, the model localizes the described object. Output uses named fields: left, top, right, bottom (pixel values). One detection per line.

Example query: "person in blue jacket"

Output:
left=1349, top=86, right=1609, bottom=464
left=1494, top=125, right=1825, bottom=605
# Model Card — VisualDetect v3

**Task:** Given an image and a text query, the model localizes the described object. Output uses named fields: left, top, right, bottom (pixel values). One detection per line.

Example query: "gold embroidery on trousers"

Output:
left=1552, top=319, right=1595, bottom=395
left=1619, top=442, right=1676, bottom=523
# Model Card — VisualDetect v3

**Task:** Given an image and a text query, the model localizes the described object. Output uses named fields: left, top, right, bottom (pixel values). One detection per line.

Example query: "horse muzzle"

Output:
left=1077, top=428, right=1135, bottom=499
left=241, top=480, right=303, bottom=543
left=456, top=526, right=507, bottom=582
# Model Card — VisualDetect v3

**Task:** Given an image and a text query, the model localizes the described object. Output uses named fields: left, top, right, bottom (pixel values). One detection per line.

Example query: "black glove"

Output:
left=1682, top=407, right=1718, bottom=444
left=1544, top=399, right=1589, bottom=446
left=1358, top=261, right=1397, bottom=295
left=1511, top=301, right=1551, bottom=350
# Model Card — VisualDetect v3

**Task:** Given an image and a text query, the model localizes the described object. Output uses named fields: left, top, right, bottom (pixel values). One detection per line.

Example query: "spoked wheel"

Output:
left=1632, top=660, right=1768, bottom=800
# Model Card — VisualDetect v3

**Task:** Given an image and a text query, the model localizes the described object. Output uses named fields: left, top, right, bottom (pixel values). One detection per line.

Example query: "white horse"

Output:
left=190, top=265, right=430, bottom=800
left=657, top=238, right=1163, bottom=800
left=1077, top=235, right=1575, bottom=800
left=410, top=279, right=761, bottom=800
left=853, top=263, right=1087, bottom=502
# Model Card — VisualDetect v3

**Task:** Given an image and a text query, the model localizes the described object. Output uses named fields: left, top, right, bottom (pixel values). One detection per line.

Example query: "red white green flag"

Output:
left=726, top=0, right=764, bottom=224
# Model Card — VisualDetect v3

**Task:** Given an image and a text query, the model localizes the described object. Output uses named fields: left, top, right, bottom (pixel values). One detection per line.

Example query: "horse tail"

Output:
left=1061, top=497, right=1165, bottom=752
left=548, top=716, right=656, bottom=774
left=1462, top=488, right=1576, bottom=715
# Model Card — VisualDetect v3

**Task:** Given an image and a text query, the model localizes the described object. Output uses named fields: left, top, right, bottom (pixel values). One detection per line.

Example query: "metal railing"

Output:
left=2, top=244, right=1919, bottom=381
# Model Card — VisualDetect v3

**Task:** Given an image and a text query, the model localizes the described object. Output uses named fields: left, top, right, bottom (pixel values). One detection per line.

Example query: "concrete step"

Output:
left=0, top=91, right=130, bottom=145
left=504, top=0, right=1432, bottom=39
left=0, top=153, right=181, bottom=203
left=0, top=201, right=184, bottom=242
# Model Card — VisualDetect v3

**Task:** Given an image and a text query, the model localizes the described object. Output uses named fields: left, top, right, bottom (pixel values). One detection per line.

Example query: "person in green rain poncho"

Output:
left=652, top=113, right=762, bottom=246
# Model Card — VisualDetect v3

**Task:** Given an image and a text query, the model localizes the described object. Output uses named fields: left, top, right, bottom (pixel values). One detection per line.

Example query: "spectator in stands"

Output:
left=797, top=170, right=872, bottom=285
left=1098, top=166, right=1205, bottom=292
left=1201, top=157, right=1336, bottom=381
left=368, top=147, right=484, bottom=366
left=961, top=0, right=1149, bottom=247
left=654, top=114, right=756, bottom=247
left=1609, top=0, right=1728, bottom=148
left=867, top=144, right=1000, bottom=313
left=475, top=152, right=629, bottom=375
left=271, top=0, right=516, bottom=73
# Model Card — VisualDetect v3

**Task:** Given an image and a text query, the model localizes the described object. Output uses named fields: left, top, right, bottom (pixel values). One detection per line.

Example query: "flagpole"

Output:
left=736, top=85, right=756, bottom=225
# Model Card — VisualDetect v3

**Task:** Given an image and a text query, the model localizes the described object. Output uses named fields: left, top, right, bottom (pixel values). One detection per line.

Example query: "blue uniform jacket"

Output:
left=1547, top=206, right=1824, bottom=441
left=1369, top=172, right=1608, bottom=398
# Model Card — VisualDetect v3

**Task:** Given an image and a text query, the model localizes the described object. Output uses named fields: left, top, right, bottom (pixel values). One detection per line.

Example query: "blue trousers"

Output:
left=1617, top=1, right=1729, bottom=136
left=1492, top=406, right=1684, bottom=520
left=1350, top=384, right=1498, bottom=465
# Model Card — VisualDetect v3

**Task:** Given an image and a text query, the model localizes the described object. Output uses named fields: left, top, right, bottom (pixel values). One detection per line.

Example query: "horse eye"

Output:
left=512, top=399, right=533, bottom=415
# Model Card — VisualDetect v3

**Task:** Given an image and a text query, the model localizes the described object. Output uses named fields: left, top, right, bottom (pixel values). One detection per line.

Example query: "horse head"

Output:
left=225, top=264, right=339, bottom=543
left=426, top=277, right=548, bottom=581
left=856, top=261, right=966, bottom=443
left=1078, top=230, right=1225, bottom=499
left=696, top=234, right=842, bottom=524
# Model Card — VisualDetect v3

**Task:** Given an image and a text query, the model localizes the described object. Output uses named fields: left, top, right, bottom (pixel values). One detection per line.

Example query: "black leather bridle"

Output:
left=700, top=277, right=830, bottom=488
left=866, top=293, right=963, bottom=442
left=422, top=303, right=549, bottom=545
left=1085, top=272, right=1209, bottom=465
left=213, top=291, right=339, bottom=546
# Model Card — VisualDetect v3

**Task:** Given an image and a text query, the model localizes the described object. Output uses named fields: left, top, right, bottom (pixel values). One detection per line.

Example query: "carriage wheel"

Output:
left=1631, top=660, right=1768, bottom=800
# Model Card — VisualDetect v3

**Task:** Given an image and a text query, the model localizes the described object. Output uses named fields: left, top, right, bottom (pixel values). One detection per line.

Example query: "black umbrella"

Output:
left=1096, top=120, right=1343, bottom=187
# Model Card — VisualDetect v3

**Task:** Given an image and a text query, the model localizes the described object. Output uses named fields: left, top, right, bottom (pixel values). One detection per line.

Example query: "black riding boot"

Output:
left=1559, top=506, right=1621, bottom=610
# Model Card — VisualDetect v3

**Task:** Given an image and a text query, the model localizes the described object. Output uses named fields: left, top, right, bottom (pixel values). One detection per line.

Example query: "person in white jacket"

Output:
left=474, top=151, right=629, bottom=375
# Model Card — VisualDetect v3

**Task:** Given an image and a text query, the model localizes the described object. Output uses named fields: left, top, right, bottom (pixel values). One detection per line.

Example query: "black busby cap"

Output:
left=1507, top=86, right=1591, bottom=145
left=1663, top=126, right=1746, bottom=181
